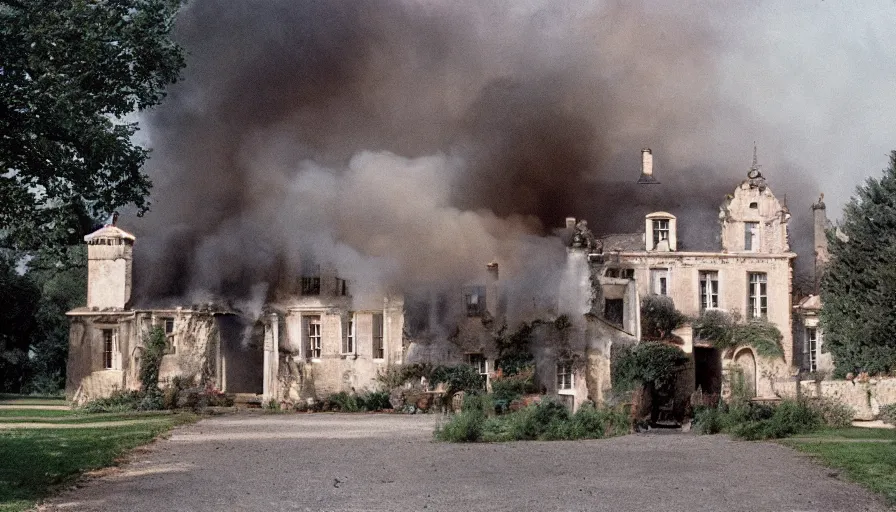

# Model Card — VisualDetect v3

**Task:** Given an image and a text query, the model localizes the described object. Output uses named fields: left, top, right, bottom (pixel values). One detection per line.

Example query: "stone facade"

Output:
left=587, top=153, right=796, bottom=399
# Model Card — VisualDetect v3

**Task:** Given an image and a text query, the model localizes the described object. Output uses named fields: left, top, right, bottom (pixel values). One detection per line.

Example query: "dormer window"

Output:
left=653, top=219, right=669, bottom=245
left=645, top=212, right=677, bottom=251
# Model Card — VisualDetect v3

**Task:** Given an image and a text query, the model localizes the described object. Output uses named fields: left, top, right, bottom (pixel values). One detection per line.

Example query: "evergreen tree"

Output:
left=820, top=151, right=896, bottom=376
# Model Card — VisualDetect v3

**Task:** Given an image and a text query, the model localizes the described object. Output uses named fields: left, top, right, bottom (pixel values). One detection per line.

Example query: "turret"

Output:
left=84, top=213, right=135, bottom=309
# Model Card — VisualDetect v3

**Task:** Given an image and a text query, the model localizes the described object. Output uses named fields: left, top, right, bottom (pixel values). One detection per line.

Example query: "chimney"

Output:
left=812, top=193, right=829, bottom=292
left=84, top=215, right=135, bottom=309
left=638, top=148, right=660, bottom=184
left=565, top=217, right=576, bottom=229
left=486, top=261, right=499, bottom=318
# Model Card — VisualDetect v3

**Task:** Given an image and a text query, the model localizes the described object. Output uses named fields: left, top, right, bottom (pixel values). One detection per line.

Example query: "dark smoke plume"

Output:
left=131, top=0, right=827, bottom=315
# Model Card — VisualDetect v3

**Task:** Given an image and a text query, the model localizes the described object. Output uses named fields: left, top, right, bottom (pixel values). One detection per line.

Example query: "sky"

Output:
left=128, top=0, right=896, bottom=307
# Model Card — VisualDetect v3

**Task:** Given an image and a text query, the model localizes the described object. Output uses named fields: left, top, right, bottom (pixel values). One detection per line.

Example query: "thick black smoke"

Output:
left=131, top=0, right=821, bottom=313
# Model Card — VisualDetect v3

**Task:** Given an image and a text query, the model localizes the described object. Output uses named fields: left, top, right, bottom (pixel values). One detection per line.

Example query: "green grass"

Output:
left=0, top=394, right=67, bottom=406
left=0, top=408, right=77, bottom=418
left=782, top=427, right=896, bottom=505
left=0, top=410, right=182, bottom=424
left=0, top=412, right=197, bottom=512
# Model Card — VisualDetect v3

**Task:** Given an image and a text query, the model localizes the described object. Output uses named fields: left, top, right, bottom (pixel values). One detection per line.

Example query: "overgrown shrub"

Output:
left=611, top=341, right=688, bottom=393
left=329, top=391, right=361, bottom=412
left=878, top=403, right=896, bottom=425
left=693, top=310, right=784, bottom=359
left=491, top=366, right=536, bottom=402
left=694, top=398, right=833, bottom=440
left=437, top=398, right=630, bottom=442
left=809, top=397, right=854, bottom=428
left=430, top=364, right=485, bottom=396
left=327, top=390, right=393, bottom=412
left=357, top=390, right=391, bottom=411
left=640, top=295, right=687, bottom=340
left=82, top=389, right=143, bottom=413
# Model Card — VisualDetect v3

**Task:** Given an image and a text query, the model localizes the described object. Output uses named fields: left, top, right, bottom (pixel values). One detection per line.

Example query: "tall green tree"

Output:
left=820, top=151, right=896, bottom=376
left=0, top=0, right=185, bottom=255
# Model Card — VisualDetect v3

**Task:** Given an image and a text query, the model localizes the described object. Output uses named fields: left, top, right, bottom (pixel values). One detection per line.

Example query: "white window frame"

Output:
left=744, top=222, right=759, bottom=252
left=342, top=314, right=356, bottom=355
left=653, top=219, right=670, bottom=248
left=806, top=327, right=818, bottom=372
left=699, top=271, right=719, bottom=311
left=748, top=272, right=768, bottom=318
left=557, top=362, right=574, bottom=392
left=372, top=312, right=384, bottom=360
left=466, top=354, right=488, bottom=375
left=101, top=328, right=121, bottom=370
left=305, top=315, right=322, bottom=360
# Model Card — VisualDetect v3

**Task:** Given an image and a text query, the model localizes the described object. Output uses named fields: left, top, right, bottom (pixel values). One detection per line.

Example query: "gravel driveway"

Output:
left=41, top=413, right=889, bottom=512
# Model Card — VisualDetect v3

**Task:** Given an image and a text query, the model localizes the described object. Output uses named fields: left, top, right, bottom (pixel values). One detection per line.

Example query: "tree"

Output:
left=0, top=0, right=184, bottom=255
left=0, top=255, right=41, bottom=392
left=820, top=151, right=896, bottom=376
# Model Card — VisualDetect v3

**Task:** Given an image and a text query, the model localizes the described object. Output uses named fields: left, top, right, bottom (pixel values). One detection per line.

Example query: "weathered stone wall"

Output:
left=779, top=378, right=896, bottom=420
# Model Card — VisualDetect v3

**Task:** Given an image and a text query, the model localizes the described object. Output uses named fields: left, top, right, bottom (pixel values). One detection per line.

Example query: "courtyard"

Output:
left=39, top=413, right=890, bottom=512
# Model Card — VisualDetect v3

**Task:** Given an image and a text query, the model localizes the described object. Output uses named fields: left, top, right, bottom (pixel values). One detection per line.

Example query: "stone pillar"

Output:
left=812, top=194, right=828, bottom=293
left=263, top=313, right=280, bottom=401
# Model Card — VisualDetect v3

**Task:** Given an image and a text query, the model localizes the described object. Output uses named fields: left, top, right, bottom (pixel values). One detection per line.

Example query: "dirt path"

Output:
left=39, top=413, right=891, bottom=512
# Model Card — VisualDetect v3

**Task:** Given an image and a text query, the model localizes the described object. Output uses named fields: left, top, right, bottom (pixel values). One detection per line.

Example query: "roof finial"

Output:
left=747, top=142, right=762, bottom=179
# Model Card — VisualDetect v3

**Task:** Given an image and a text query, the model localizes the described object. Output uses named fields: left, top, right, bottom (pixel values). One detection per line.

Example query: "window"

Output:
left=336, top=278, right=348, bottom=296
left=301, top=276, right=321, bottom=296
left=604, top=299, right=624, bottom=326
left=748, top=273, right=767, bottom=318
left=463, top=286, right=486, bottom=317
left=621, top=268, right=635, bottom=280
left=652, top=219, right=669, bottom=248
left=806, top=327, right=818, bottom=372
left=650, top=268, right=669, bottom=296
left=749, top=202, right=758, bottom=209
left=372, top=313, right=384, bottom=359
left=467, top=354, right=488, bottom=375
left=305, top=316, right=322, bottom=358
left=556, top=362, right=574, bottom=390
left=699, top=271, right=719, bottom=310
left=102, top=329, right=114, bottom=369
left=343, top=314, right=355, bottom=354
left=161, top=317, right=176, bottom=354
left=744, top=222, right=759, bottom=252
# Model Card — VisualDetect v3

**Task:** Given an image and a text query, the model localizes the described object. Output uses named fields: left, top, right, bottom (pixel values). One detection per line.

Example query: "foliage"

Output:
left=640, top=295, right=687, bottom=341
left=436, top=398, right=630, bottom=443
left=693, top=309, right=784, bottom=359
left=139, top=328, right=167, bottom=398
left=82, top=389, right=144, bottom=413
left=493, top=322, right=537, bottom=375
left=0, top=255, right=41, bottom=392
left=490, top=366, right=537, bottom=402
left=611, top=341, right=688, bottom=393
left=0, top=249, right=87, bottom=394
left=821, top=151, right=896, bottom=376
left=375, top=363, right=430, bottom=390
left=0, top=411, right=196, bottom=511
left=429, top=364, right=485, bottom=396
left=694, top=397, right=855, bottom=440
left=325, top=391, right=392, bottom=412
left=0, top=0, right=186, bottom=254
left=879, top=403, right=896, bottom=425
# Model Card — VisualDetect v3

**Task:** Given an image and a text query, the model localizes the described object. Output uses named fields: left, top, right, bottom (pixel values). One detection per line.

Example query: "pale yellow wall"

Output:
left=86, top=242, right=133, bottom=309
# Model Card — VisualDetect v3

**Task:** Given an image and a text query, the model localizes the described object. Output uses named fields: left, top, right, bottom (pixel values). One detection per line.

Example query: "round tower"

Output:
left=84, top=213, right=135, bottom=309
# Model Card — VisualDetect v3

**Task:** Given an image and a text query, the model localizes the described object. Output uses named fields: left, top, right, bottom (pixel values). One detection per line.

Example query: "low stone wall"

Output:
left=792, top=377, right=896, bottom=420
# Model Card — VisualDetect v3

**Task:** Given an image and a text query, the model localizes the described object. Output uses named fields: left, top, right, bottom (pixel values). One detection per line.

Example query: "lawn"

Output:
left=0, top=411, right=197, bottom=512
left=782, top=427, right=896, bottom=505
left=0, top=394, right=67, bottom=406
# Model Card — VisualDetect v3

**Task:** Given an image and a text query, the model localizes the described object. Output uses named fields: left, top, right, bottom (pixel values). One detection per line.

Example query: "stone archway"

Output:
left=732, top=348, right=757, bottom=399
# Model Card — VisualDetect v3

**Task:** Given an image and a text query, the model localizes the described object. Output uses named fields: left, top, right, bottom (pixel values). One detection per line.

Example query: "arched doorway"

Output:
left=732, top=348, right=757, bottom=399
